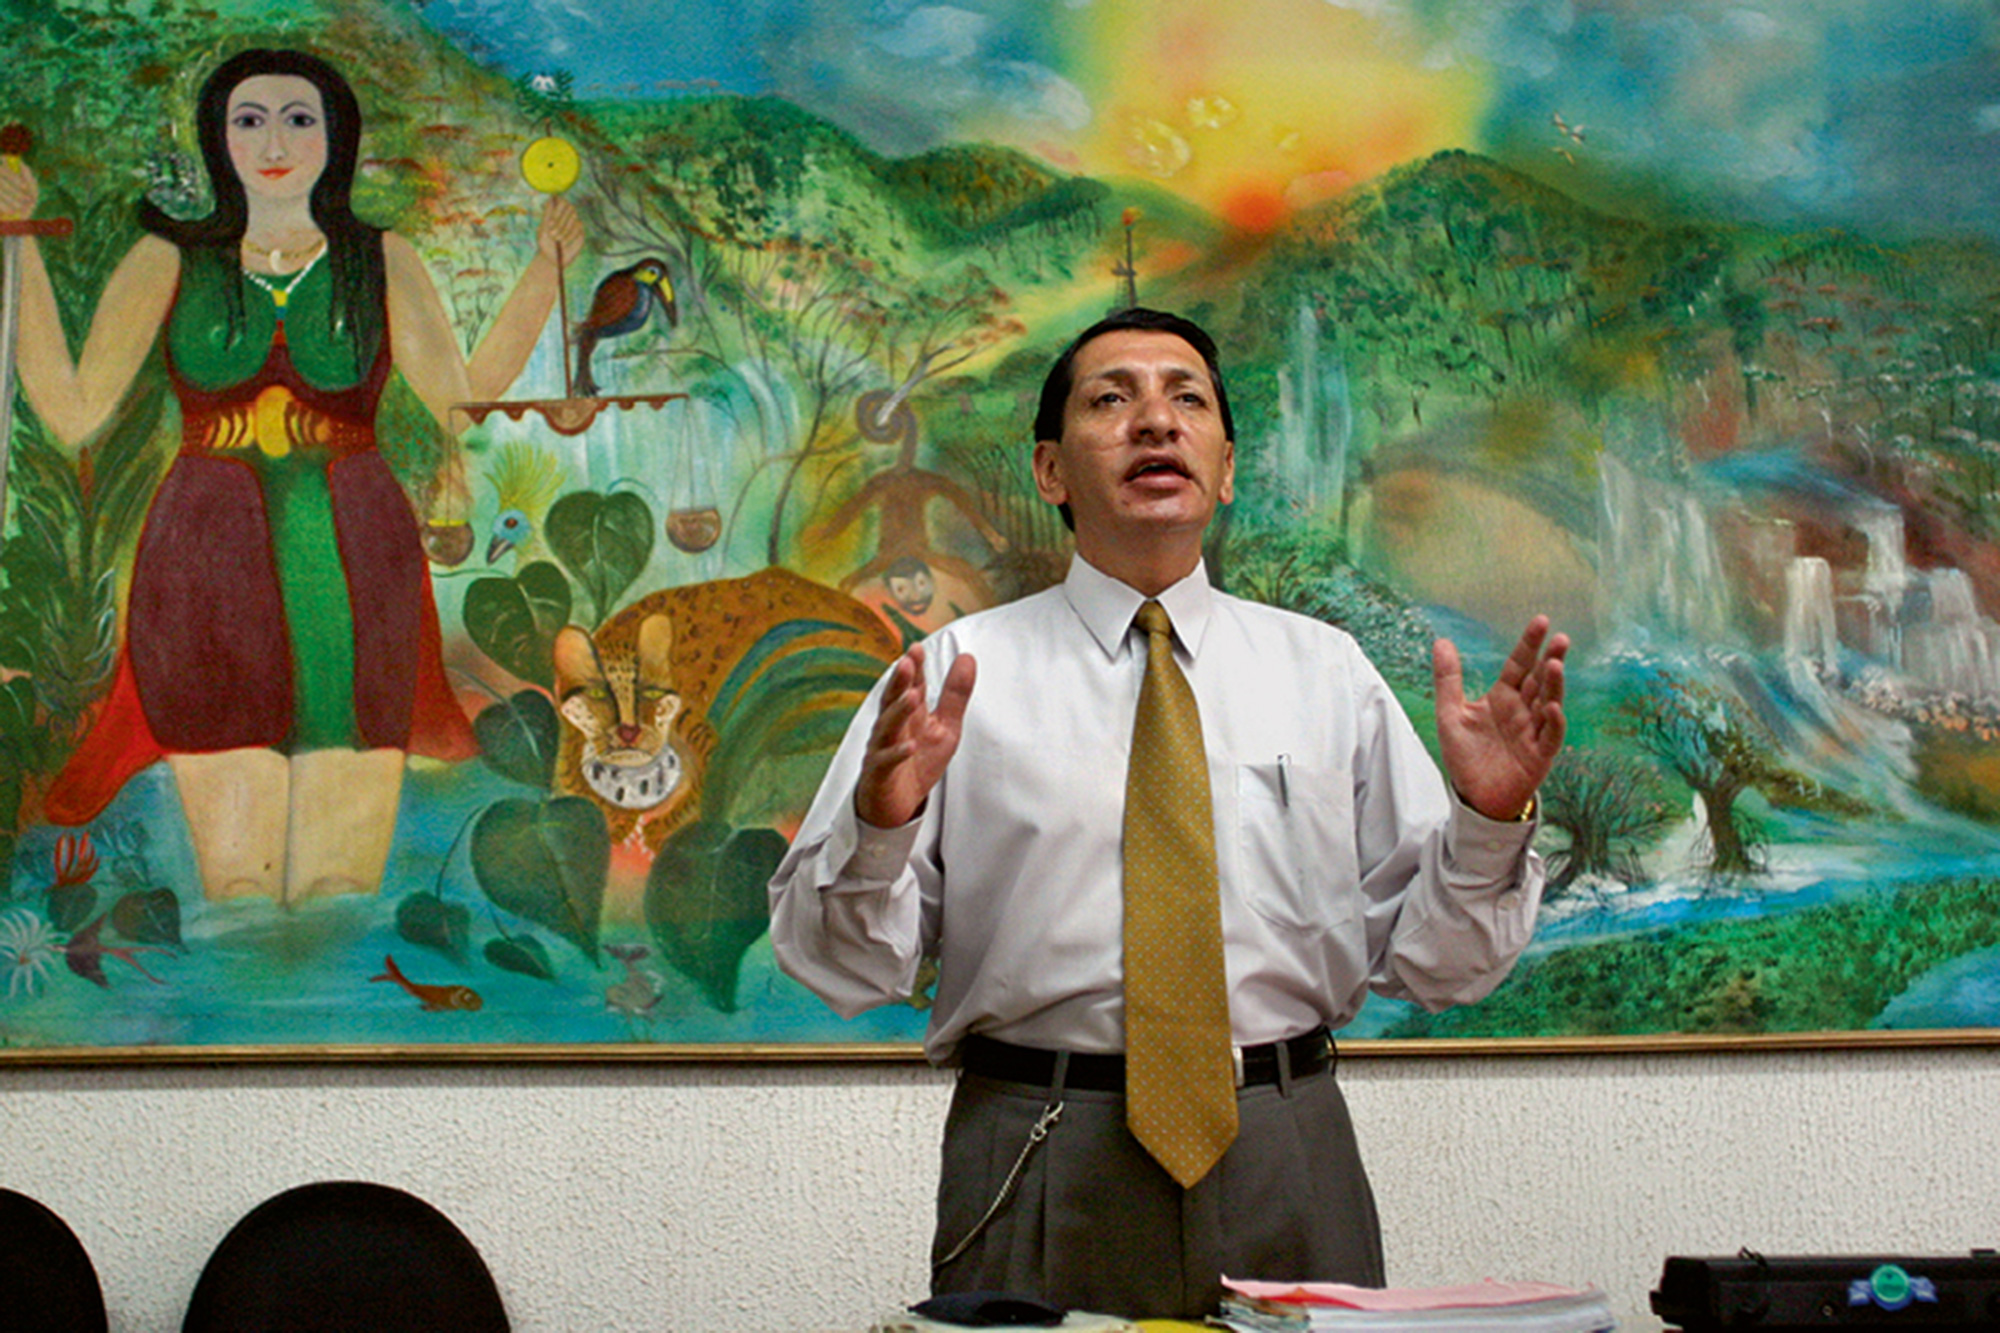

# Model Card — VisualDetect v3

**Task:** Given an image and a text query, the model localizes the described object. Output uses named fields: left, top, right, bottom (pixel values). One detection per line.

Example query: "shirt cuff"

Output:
left=825, top=800, right=924, bottom=889
left=1444, top=792, right=1539, bottom=878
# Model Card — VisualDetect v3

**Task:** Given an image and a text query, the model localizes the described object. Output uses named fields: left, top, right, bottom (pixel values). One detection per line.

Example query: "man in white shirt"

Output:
left=769, top=308, right=1568, bottom=1320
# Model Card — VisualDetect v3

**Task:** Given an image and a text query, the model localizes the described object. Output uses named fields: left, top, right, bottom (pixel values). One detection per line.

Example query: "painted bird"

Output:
left=482, top=441, right=564, bottom=566
left=64, top=914, right=170, bottom=989
left=573, top=257, right=676, bottom=397
left=487, top=508, right=532, bottom=564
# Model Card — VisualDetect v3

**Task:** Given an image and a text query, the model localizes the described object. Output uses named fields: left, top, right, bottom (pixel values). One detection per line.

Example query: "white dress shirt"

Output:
left=768, top=555, right=1544, bottom=1064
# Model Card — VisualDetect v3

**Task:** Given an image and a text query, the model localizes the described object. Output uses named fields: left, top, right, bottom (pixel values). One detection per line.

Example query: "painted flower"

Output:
left=0, top=909, right=62, bottom=1000
left=53, top=831, right=98, bottom=887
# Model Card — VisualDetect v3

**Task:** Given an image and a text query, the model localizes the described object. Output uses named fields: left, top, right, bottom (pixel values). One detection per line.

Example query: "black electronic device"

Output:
left=1652, top=1250, right=2000, bottom=1329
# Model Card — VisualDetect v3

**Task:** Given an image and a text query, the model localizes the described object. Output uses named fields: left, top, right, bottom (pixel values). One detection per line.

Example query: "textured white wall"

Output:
left=2, top=1046, right=1995, bottom=1332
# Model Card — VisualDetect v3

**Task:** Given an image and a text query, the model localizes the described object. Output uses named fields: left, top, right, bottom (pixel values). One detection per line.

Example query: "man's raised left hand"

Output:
left=1433, top=615, right=1569, bottom=822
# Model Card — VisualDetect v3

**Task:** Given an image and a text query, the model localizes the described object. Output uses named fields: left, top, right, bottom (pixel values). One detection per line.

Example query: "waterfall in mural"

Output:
left=1598, top=455, right=1733, bottom=645
left=1859, top=505, right=1908, bottom=600
left=1839, top=504, right=1908, bottom=665
left=1906, top=569, right=2000, bottom=701
left=1783, top=556, right=1839, bottom=675
left=1813, top=503, right=2000, bottom=701
left=1275, top=299, right=1350, bottom=521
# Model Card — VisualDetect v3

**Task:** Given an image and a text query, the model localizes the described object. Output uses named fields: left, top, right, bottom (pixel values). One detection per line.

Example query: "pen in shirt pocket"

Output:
left=1277, top=753, right=1290, bottom=807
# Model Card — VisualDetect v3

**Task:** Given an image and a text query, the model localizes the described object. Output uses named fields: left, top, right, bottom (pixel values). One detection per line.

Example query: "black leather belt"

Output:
left=960, top=1027, right=1333, bottom=1092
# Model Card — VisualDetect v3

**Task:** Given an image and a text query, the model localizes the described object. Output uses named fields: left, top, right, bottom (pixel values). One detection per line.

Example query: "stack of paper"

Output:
left=1216, top=1279, right=1616, bottom=1333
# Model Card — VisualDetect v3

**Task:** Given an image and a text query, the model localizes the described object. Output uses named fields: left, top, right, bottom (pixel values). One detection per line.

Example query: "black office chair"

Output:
left=0, top=1189, right=110, bottom=1333
left=181, top=1181, right=509, bottom=1333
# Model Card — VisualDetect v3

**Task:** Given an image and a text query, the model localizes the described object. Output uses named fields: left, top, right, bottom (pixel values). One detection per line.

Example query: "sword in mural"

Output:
left=0, top=124, right=74, bottom=537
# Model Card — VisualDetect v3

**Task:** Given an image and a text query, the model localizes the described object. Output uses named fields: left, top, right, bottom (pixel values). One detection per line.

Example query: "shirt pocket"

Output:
left=1235, top=761, right=1359, bottom=936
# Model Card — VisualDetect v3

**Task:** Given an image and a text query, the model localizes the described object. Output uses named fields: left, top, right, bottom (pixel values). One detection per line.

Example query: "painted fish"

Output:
left=369, top=955, right=482, bottom=1012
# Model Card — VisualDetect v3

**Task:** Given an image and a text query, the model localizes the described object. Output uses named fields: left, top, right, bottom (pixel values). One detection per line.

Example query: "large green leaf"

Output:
left=470, top=796, right=609, bottom=962
left=485, top=933, right=557, bottom=981
left=462, top=561, right=573, bottom=688
left=47, top=882, right=97, bottom=935
left=110, top=889, right=182, bottom=949
left=473, top=689, right=564, bottom=789
left=544, top=490, right=654, bottom=625
left=396, top=894, right=471, bottom=962
left=645, top=821, right=783, bottom=1013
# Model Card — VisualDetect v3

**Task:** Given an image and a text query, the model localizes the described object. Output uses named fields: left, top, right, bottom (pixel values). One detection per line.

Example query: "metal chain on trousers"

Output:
left=932, top=1099, right=1064, bottom=1273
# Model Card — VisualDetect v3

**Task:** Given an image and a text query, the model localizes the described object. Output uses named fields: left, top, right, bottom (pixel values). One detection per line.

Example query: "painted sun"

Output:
left=1047, top=0, right=1487, bottom=232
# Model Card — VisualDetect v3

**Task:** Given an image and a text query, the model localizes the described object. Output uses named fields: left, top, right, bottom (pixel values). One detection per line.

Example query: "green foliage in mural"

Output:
left=1390, top=876, right=2000, bottom=1039
left=45, top=872, right=95, bottom=935
left=396, top=891, right=471, bottom=964
left=402, top=691, right=601, bottom=973
left=1618, top=668, right=1870, bottom=879
left=0, top=681, right=52, bottom=878
left=543, top=490, right=655, bottom=628
left=645, top=821, right=785, bottom=1013
left=484, top=929, right=556, bottom=982
left=0, top=827, right=180, bottom=997
left=0, top=391, right=163, bottom=703
left=108, top=887, right=181, bottom=950
left=0, top=372, right=169, bottom=877
left=464, top=563, right=574, bottom=690
left=1222, top=527, right=1437, bottom=694
left=462, top=487, right=658, bottom=693
left=471, top=688, right=563, bottom=789
left=403, top=691, right=571, bottom=967
left=470, top=796, right=610, bottom=964
left=1539, top=747, right=1677, bottom=893
left=569, top=90, right=1072, bottom=569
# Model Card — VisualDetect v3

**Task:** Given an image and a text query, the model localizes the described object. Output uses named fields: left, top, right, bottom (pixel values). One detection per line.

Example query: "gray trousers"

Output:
left=930, top=1048, right=1383, bottom=1321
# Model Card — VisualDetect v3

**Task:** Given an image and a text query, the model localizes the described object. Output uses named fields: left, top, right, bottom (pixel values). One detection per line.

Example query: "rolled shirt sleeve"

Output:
left=768, top=672, right=936, bottom=1018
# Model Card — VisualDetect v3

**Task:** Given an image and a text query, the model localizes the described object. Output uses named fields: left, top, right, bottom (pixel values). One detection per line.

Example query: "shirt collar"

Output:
left=1062, top=553, right=1214, bottom=661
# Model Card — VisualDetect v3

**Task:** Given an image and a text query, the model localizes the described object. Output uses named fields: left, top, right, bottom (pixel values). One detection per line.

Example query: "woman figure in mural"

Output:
left=0, top=48, right=584, bottom=903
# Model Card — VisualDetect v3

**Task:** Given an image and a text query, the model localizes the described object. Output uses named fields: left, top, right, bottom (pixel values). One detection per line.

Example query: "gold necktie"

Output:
left=1123, top=599, right=1237, bottom=1188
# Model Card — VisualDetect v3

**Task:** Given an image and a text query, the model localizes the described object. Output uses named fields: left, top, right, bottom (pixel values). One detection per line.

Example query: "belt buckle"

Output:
left=1231, top=1044, right=1246, bottom=1088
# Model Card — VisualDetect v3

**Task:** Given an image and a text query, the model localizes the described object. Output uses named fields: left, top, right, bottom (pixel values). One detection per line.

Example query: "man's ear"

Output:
left=1219, top=437, right=1236, bottom=505
left=1032, top=439, right=1068, bottom=507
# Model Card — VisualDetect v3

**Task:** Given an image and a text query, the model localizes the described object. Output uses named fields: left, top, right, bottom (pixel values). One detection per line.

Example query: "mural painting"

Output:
left=4, top=0, right=2000, bottom=1052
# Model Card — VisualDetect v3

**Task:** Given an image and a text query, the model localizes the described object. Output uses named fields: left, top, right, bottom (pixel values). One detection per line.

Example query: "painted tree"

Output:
left=712, top=236, right=888, bottom=564
left=1619, top=669, right=1864, bottom=878
left=1538, top=746, right=1675, bottom=891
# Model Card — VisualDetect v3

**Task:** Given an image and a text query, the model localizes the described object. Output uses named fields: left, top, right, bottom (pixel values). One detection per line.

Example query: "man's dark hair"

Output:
left=1032, top=307, right=1235, bottom=530
left=1032, top=307, right=1236, bottom=445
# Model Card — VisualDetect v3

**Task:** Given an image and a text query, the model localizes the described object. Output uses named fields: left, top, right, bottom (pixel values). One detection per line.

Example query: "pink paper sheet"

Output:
left=1222, top=1279, right=1591, bottom=1311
